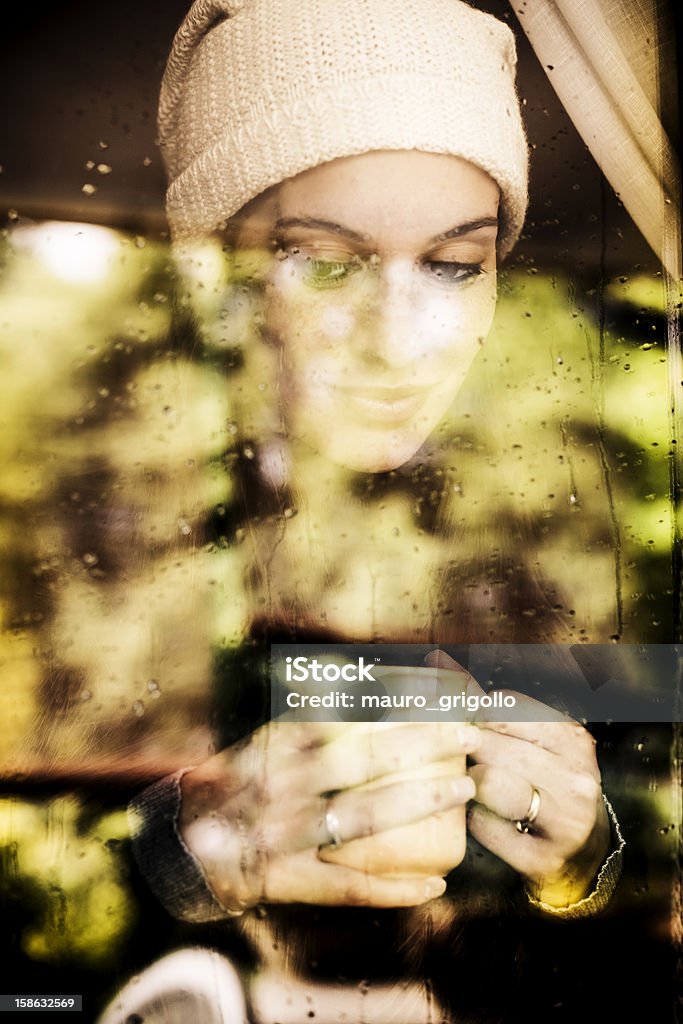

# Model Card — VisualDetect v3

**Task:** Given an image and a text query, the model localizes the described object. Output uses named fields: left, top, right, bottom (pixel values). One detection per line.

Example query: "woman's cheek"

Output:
left=409, top=277, right=497, bottom=362
left=317, top=303, right=357, bottom=344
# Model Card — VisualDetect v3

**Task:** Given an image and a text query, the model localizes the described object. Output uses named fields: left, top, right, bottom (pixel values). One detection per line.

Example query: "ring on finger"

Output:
left=321, top=796, right=344, bottom=850
left=515, top=786, right=541, bottom=835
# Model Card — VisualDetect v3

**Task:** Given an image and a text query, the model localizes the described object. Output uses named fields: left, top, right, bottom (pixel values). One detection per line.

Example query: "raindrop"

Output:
left=132, top=701, right=145, bottom=717
left=178, top=518, right=192, bottom=536
left=82, top=552, right=99, bottom=566
left=81, top=184, right=97, bottom=196
left=568, top=493, right=577, bottom=505
left=97, top=163, right=112, bottom=175
left=147, top=679, right=161, bottom=698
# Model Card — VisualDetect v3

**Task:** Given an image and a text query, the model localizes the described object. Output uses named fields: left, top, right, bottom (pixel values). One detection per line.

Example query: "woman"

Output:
left=102, top=0, right=624, bottom=1020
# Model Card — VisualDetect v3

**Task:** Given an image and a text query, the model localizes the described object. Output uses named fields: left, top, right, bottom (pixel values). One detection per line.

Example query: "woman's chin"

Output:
left=306, top=432, right=426, bottom=474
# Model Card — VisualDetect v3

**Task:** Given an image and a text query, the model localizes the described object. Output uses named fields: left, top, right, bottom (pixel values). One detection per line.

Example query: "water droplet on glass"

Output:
left=81, top=183, right=97, bottom=196
left=96, top=163, right=112, bottom=175
left=132, top=701, right=145, bottom=717
left=147, top=679, right=161, bottom=698
left=82, top=552, right=99, bottom=566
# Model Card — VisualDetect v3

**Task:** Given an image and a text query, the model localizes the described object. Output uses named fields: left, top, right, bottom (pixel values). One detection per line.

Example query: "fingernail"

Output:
left=424, top=877, right=447, bottom=899
left=452, top=775, right=476, bottom=801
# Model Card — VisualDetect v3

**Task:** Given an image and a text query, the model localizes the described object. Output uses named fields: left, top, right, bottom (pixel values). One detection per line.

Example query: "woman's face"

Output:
left=237, top=151, right=500, bottom=473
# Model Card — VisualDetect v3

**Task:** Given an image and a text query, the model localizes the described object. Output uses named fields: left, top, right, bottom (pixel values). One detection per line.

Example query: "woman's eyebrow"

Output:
left=430, top=217, right=499, bottom=243
left=273, top=214, right=498, bottom=246
left=274, top=216, right=367, bottom=243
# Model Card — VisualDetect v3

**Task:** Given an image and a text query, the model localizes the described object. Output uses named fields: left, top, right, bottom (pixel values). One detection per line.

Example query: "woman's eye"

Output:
left=305, top=257, right=362, bottom=289
left=422, top=261, right=484, bottom=285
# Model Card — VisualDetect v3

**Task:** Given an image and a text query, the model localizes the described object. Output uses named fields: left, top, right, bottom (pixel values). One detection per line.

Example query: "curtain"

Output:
left=509, top=0, right=681, bottom=280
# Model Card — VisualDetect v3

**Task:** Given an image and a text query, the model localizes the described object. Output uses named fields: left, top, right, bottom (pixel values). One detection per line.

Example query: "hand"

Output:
left=178, top=717, right=479, bottom=911
left=427, top=650, right=611, bottom=909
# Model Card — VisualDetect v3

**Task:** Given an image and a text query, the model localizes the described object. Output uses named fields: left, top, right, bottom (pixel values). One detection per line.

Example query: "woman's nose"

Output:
left=358, top=260, right=427, bottom=369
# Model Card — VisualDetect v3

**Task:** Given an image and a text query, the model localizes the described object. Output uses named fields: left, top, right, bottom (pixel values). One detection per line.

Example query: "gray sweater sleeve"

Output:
left=128, top=770, right=243, bottom=922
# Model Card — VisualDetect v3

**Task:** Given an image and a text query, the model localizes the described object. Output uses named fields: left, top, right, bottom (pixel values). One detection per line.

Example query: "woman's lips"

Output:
left=334, top=384, right=430, bottom=424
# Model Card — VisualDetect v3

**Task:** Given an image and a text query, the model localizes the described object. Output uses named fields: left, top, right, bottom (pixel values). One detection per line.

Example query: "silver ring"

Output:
left=323, top=799, right=344, bottom=850
left=515, top=787, right=541, bottom=834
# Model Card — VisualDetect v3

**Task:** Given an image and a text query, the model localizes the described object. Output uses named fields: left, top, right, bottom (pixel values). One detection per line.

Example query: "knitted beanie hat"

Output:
left=159, top=0, right=528, bottom=255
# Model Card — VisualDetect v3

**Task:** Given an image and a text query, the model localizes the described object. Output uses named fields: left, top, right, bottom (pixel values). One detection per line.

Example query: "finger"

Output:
left=467, top=803, right=550, bottom=879
left=257, top=773, right=474, bottom=855
left=469, top=728, right=559, bottom=784
left=314, top=772, right=476, bottom=850
left=468, top=764, right=549, bottom=828
left=310, top=722, right=480, bottom=793
left=477, top=710, right=599, bottom=770
left=264, top=850, right=447, bottom=907
left=472, top=721, right=600, bottom=781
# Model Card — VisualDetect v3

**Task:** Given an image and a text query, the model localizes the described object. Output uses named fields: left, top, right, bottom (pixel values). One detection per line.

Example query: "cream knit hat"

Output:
left=159, top=0, right=528, bottom=255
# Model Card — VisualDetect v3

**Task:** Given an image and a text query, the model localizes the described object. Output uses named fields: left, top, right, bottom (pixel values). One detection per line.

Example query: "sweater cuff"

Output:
left=128, top=770, right=244, bottom=923
left=526, top=794, right=625, bottom=919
